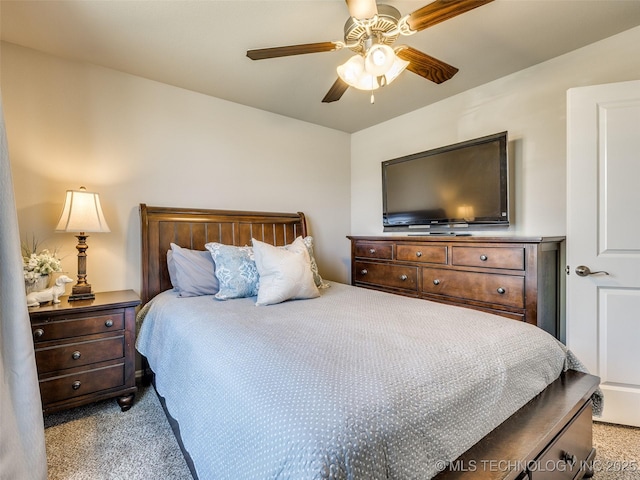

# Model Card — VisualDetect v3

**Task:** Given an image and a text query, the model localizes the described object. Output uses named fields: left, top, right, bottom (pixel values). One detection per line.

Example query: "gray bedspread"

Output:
left=136, top=282, right=572, bottom=480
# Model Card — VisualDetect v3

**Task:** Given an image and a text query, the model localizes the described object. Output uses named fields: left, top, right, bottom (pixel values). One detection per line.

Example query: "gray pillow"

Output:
left=167, top=243, right=219, bottom=297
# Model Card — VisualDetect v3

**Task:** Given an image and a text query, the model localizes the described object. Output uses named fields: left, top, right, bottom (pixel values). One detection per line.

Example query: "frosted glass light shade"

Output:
left=364, top=44, right=395, bottom=77
left=55, top=187, right=110, bottom=233
left=337, top=55, right=380, bottom=91
left=384, top=56, right=410, bottom=84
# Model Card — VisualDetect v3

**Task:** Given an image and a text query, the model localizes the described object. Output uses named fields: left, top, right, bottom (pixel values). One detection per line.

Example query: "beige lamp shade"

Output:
left=55, top=187, right=110, bottom=233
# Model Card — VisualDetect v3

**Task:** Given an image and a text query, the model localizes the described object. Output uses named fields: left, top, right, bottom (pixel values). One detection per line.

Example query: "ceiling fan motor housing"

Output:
left=343, top=4, right=402, bottom=54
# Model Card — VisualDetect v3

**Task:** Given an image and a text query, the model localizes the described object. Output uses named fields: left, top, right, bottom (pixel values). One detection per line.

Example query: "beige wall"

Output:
left=4, top=26, right=640, bottom=296
left=351, top=26, right=640, bottom=237
left=2, top=43, right=352, bottom=294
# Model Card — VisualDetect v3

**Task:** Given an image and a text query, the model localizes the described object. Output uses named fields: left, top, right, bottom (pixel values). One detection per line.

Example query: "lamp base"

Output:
left=69, top=284, right=95, bottom=302
left=68, top=292, right=96, bottom=301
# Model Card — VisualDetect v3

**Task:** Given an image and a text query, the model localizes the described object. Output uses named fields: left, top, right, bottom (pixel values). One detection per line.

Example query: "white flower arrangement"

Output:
left=22, top=238, right=63, bottom=284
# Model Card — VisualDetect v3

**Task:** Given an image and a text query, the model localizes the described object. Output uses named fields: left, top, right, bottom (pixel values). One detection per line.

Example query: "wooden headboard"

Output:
left=139, top=204, right=307, bottom=303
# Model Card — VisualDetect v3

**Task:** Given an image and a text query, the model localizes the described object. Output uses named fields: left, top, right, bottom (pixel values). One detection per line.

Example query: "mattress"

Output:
left=136, top=281, right=573, bottom=480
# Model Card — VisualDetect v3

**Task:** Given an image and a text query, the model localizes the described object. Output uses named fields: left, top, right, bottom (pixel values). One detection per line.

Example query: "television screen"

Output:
left=382, top=131, right=509, bottom=230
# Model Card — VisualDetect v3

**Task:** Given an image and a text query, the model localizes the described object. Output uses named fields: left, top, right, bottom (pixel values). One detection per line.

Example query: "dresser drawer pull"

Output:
left=416, top=251, right=422, bottom=257
left=360, top=269, right=368, bottom=275
left=562, top=452, right=577, bottom=467
left=71, top=381, right=82, bottom=391
left=369, top=248, right=376, bottom=254
left=497, top=287, right=506, bottom=294
left=34, top=328, right=44, bottom=339
left=433, top=279, right=440, bottom=285
left=71, top=351, right=82, bottom=360
left=480, top=254, right=488, bottom=261
left=400, top=275, right=408, bottom=281
left=105, top=320, right=114, bottom=327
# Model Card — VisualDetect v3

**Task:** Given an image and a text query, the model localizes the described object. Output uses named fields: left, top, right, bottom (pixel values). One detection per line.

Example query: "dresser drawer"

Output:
left=529, top=403, right=593, bottom=480
left=39, top=363, right=125, bottom=405
left=422, top=268, right=525, bottom=308
left=355, top=261, right=418, bottom=291
left=452, top=246, right=525, bottom=270
left=35, top=335, right=125, bottom=373
left=396, top=244, right=447, bottom=264
left=31, top=311, right=124, bottom=343
left=354, top=242, right=394, bottom=260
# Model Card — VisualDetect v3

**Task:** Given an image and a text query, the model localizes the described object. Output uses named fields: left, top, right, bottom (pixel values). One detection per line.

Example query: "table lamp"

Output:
left=55, top=186, right=110, bottom=301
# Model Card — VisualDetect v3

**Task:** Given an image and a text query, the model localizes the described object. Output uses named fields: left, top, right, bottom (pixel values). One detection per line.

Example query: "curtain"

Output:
left=0, top=93, right=48, bottom=478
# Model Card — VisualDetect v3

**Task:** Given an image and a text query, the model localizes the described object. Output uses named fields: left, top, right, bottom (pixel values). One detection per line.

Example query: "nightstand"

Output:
left=29, top=290, right=140, bottom=414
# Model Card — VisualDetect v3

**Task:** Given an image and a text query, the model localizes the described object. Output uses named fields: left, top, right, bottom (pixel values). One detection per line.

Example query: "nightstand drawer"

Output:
left=452, top=246, right=525, bottom=270
left=354, top=242, right=394, bottom=260
left=39, top=363, right=125, bottom=404
left=422, top=268, right=525, bottom=308
left=355, top=261, right=418, bottom=291
left=31, top=311, right=124, bottom=343
left=35, top=335, right=125, bottom=373
left=396, top=244, right=447, bottom=264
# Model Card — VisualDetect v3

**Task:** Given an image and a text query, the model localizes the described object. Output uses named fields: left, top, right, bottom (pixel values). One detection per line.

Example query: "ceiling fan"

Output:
left=246, top=0, right=494, bottom=103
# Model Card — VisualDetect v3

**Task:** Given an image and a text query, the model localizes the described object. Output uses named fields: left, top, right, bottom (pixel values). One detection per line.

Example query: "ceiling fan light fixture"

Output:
left=337, top=55, right=381, bottom=91
left=364, top=44, right=395, bottom=76
left=384, top=55, right=410, bottom=84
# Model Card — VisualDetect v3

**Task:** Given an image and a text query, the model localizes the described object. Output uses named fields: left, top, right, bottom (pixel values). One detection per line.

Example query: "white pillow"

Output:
left=252, top=237, right=320, bottom=306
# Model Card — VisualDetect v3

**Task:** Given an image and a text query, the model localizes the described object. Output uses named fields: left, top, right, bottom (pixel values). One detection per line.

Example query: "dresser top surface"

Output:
left=348, top=235, right=566, bottom=244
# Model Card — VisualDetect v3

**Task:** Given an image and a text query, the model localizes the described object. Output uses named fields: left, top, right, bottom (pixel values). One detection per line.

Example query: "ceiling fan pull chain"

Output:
left=370, top=91, right=375, bottom=104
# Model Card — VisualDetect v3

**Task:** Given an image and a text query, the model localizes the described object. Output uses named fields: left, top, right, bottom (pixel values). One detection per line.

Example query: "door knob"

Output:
left=575, top=265, right=609, bottom=277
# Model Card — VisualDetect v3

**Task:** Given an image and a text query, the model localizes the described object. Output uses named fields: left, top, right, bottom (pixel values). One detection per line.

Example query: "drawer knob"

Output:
left=415, top=251, right=422, bottom=257
left=497, top=287, right=506, bottom=294
left=433, top=279, right=440, bottom=285
left=480, top=254, right=488, bottom=261
left=105, top=319, right=114, bottom=327
left=71, top=381, right=82, bottom=391
left=33, top=328, right=44, bottom=339
left=562, top=452, right=577, bottom=467
left=71, top=351, right=82, bottom=360
left=369, top=248, right=376, bottom=254
left=400, top=274, right=408, bottom=281
left=360, top=269, right=368, bottom=275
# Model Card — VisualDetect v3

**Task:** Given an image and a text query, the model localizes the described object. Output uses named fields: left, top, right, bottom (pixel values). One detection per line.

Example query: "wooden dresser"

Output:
left=29, top=290, right=140, bottom=414
left=348, top=235, right=564, bottom=338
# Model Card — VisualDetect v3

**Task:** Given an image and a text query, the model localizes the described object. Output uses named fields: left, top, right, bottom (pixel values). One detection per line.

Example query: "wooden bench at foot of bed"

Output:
left=436, top=369, right=599, bottom=480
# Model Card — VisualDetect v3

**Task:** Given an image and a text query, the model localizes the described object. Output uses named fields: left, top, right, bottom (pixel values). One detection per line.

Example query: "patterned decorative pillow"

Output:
left=302, top=236, right=330, bottom=288
left=205, top=243, right=259, bottom=300
left=252, top=237, right=319, bottom=306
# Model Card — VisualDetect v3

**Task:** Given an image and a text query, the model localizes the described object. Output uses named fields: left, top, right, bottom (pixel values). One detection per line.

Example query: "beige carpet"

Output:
left=593, top=421, right=640, bottom=480
left=45, top=386, right=640, bottom=479
left=44, top=385, right=192, bottom=479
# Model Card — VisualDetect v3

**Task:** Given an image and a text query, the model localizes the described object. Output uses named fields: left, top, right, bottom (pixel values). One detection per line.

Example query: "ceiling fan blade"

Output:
left=396, top=46, right=459, bottom=84
left=247, top=42, right=340, bottom=60
left=345, top=0, right=378, bottom=20
left=322, top=78, right=349, bottom=103
left=407, top=0, right=494, bottom=32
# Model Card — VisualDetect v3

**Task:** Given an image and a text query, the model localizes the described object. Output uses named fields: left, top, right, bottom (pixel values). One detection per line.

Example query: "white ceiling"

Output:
left=2, top=0, right=640, bottom=133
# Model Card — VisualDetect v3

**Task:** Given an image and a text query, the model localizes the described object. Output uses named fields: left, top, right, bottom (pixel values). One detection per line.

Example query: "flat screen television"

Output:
left=382, top=131, right=509, bottom=232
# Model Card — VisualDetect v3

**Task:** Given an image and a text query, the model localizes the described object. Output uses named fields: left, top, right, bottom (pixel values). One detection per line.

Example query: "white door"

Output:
left=567, top=79, right=640, bottom=427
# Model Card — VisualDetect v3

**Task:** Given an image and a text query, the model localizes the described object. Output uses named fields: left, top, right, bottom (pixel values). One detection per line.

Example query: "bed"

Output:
left=136, top=204, right=600, bottom=480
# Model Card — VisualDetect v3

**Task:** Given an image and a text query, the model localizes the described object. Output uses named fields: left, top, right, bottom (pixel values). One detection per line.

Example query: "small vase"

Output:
left=25, top=274, right=49, bottom=294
